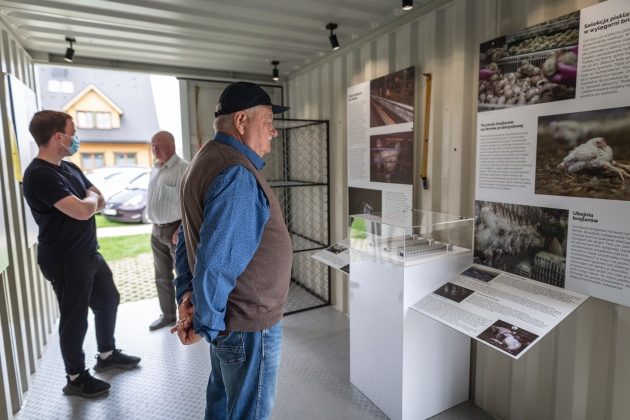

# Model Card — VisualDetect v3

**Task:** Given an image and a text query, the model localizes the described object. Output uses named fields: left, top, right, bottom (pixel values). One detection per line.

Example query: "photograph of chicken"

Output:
left=478, top=10, right=579, bottom=111
left=474, top=201, right=568, bottom=287
left=477, top=320, right=538, bottom=357
left=535, top=106, right=630, bottom=201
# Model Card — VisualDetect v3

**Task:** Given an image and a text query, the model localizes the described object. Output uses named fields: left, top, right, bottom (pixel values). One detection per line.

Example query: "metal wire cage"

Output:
left=261, top=119, right=331, bottom=314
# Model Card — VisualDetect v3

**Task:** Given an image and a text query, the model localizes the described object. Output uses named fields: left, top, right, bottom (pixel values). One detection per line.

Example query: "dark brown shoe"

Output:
left=149, top=315, right=176, bottom=331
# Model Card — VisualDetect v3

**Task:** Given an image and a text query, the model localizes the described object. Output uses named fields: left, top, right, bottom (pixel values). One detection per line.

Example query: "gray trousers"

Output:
left=151, top=223, right=178, bottom=320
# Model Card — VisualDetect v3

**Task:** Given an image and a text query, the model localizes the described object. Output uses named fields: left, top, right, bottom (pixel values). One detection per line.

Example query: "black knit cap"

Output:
left=215, top=82, right=289, bottom=117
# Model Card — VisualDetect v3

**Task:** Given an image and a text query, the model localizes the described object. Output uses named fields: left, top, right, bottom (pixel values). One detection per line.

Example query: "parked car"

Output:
left=102, top=172, right=151, bottom=223
left=86, top=166, right=150, bottom=200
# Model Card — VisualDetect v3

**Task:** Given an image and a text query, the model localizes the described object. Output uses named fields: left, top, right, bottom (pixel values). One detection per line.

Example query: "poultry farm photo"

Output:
left=478, top=10, right=579, bottom=111
left=474, top=201, right=568, bottom=286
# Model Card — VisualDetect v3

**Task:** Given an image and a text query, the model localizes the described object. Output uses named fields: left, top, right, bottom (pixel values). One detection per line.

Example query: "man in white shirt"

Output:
left=146, top=131, right=188, bottom=330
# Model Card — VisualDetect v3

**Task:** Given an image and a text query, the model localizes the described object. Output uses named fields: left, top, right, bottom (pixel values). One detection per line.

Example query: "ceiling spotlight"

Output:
left=64, top=37, right=75, bottom=62
left=326, top=23, right=340, bottom=51
left=402, top=0, right=414, bottom=10
left=272, top=60, right=280, bottom=82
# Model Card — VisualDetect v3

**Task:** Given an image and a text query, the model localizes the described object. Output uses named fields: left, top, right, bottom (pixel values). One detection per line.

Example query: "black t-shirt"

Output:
left=23, top=158, right=98, bottom=265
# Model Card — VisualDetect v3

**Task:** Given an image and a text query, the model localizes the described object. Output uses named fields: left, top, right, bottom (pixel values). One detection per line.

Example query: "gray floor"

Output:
left=15, top=299, right=491, bottom=420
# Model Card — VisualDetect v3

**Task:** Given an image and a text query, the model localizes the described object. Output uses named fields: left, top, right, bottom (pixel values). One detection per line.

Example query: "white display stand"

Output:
left=348, top=211, right=473, bottom=419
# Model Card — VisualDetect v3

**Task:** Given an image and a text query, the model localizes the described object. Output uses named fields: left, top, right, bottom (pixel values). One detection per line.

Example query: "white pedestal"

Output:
left=349, top=251, right=472, bottom=420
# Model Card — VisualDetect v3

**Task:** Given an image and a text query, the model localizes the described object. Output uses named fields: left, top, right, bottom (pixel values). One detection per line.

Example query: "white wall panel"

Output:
left=610, top=306, right=630, bottom=420
left=0, top=19, right=56, bottom=418
left=359, top=43, right=372, bottom=82
left=331, top=55, right=347, bottom=310
left=416, top=13, right=435, bottom=211
left=375, top=36, right=389, bottom=77
left=308, top=67, right=319, bottom=119
left=394, top=25, right=411, bottom=74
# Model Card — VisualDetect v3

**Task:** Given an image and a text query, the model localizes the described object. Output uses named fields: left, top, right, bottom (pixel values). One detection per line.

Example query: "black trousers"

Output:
left=40, top=253, right=120, bottom=375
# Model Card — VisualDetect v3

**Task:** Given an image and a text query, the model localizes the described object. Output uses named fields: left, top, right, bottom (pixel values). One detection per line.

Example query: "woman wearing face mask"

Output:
left=23, top=110, right=141, bottom=400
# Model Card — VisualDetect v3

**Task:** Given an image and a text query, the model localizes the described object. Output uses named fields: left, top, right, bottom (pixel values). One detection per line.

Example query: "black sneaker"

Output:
left=94, top=349, right=141, bottom=372
left=63, top=370, right=110, bottom=399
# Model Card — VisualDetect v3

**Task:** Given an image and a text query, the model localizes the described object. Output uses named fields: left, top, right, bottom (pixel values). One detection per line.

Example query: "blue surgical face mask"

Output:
left=59, top=133, right=80, bottom=155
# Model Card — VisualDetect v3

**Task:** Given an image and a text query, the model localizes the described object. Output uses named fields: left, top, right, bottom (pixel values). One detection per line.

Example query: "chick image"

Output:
left=558, top=137, right=630, bottom=182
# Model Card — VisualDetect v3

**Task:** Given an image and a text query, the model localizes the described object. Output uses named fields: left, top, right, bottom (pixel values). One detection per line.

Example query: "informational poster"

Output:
left=475, top=1, right=630, bottom=307
left=412, top=264, right=587, bottom=359
left=8, top=75, right=39, bottom=247
left=312, top=240, right=351, bottom=274
left=347, top=67, right=415, bottom=226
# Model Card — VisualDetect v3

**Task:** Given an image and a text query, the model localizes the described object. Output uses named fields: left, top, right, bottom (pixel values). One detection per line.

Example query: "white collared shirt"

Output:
left=146, top=154, right=188, bottom=224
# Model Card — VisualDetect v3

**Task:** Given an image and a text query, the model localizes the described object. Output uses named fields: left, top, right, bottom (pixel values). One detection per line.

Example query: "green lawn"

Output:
left=95, top=214, right=127, bottom=228
left=98, top=234, right=151, bottom=261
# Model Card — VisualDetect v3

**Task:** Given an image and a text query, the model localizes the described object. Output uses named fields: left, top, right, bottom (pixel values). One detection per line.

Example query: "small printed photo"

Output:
left=474, top=201, right=568, bottom=288
left=478, top=11, right=579, bottom=112
left=370, top=67, right=415, bottom=127
left=477, top=320, right=539, bottom=357
left=535, top=106, right=630, bottom=201
left=348, top=187, right=382, bottom=216
left=370, top=132, right=413, bottom=185
left=433, top=282, right=474, bottom=303
left=326, top=243, right=347, bottom=254
left=461, top=266, right=499, bottom=283
left=340, top=264, right=350, bottom=274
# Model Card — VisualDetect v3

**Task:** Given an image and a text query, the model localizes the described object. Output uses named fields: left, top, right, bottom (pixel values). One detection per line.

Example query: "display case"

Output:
left=349, top=210, right=473, bottom=265
left=348, top=210, right=473, bottom=420
left=262, top=119, right=331, bottom=314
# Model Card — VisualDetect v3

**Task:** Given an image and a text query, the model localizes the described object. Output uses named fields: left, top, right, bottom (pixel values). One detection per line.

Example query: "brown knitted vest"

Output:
left=180, top=140, right=293, bottom=332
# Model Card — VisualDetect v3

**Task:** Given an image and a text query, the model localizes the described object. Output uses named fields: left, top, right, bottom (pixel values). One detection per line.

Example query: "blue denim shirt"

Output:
left=174, top=132, right=270, bottom=341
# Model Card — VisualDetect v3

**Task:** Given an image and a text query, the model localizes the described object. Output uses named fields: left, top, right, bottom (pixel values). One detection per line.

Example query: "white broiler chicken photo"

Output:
left=557, top=137, right=630, bottom=182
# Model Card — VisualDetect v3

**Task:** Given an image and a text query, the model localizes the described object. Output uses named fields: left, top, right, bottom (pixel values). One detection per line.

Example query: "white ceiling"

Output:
left=0, top=0, right=428, bottom=79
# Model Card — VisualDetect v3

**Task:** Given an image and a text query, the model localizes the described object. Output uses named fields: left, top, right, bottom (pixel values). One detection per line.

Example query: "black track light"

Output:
left=402, top=0, right=414, bottom=11
left=272, top=61, right=280, bottom=82
left=64, top=37, right=75, bottom=62
left=326, top=23, right=340, bottom=51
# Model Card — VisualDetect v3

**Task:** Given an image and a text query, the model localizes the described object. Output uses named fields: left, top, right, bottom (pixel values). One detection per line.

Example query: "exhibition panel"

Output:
left=476, top=2, right=630, bottom=308
left=413, top=263, right=587, bottom=359
left=347, top=67, right=416, bottom=220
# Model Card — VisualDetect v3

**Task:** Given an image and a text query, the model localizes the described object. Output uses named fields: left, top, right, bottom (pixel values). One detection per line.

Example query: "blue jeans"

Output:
left=205, top=320, right=283, bottom=420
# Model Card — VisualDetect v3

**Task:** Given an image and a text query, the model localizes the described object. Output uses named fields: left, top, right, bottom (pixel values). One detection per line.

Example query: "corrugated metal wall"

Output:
left=286, top=0, right=630, bottom=419
left=1, top=0, right=629, bottom=418
left=0, top=23, right=57, bottom=419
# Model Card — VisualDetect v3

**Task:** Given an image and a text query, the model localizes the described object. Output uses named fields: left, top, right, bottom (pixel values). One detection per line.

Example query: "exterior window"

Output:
left=77, top=111, right=114, bottom=129
left=115, top=153, right=137, bottom=166
left=77, top=111, right=94, bottom=129
left=96, top=112, right=112, bottom=129
left=47, top=80, right=61, bottom=92
left=61, top=81, right=74, bottom=93
left=81, top=153, right=105, bottom=170
left=47, top=80, right=73, bottom=93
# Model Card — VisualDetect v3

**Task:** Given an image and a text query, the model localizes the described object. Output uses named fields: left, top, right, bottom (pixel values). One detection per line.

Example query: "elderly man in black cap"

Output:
left=171, top=82, right=292, bottom=419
